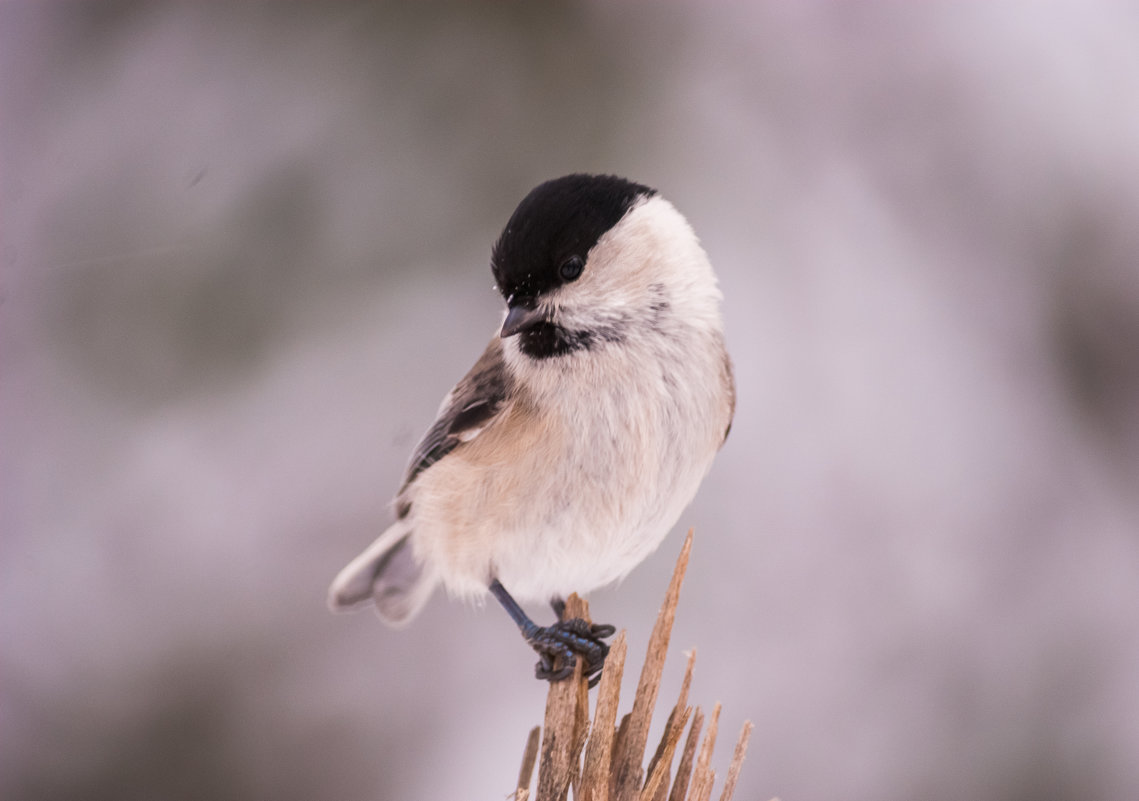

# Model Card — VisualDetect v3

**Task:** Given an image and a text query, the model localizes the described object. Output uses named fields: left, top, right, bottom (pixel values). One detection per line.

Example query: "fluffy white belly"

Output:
left=409, top=357, right=722, bottom=602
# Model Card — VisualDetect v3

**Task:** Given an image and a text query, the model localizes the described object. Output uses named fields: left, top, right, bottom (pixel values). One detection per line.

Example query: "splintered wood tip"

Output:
left=515, top=530, right=755, bottom=801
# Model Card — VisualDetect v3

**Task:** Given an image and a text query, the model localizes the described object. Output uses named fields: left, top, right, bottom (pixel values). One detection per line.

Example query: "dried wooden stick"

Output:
left=610, top=712, right=632, bottom=784
left=646, top=650, right=695, bottom=778
left=667, top=707, right=704, bottom=801
left=516, top=726, right=541, bottom=801
left=567, top=654, right=592, bottom=801
left=639, top=704, right=691, bottom=801
left=718, top=722, right=754, bottom=801
left=520, top=530, right=755, bottom=801
left=642, top=649, right=697, bottom=801
left=695, top=769, right=717, bottom=801
left=536, top=595, right=592, bottom=801
left=687, top=702, right=720, bottom=801
left=611, top=529, right=694, bottom=801
left=578, top=631, right=628, bottom=801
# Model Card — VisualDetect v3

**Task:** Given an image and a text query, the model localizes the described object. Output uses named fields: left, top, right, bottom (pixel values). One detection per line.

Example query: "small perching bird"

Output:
left=329, top=174, right=734, bottom=684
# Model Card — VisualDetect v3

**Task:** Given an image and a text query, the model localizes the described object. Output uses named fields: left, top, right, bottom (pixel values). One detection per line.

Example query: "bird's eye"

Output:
left=559, top=255, right=585, bottom=282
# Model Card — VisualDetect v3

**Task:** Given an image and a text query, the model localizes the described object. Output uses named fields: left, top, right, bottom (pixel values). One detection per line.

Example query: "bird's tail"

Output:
left=327, top=520, right=437, bottom=626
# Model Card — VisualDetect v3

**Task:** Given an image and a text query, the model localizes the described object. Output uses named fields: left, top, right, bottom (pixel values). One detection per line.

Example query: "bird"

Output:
left=329, top=173, right=734, bottom=685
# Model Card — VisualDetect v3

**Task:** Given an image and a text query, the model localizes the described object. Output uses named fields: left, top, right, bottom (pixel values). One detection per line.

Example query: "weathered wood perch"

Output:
left=514, top=529, right=755, bottom=801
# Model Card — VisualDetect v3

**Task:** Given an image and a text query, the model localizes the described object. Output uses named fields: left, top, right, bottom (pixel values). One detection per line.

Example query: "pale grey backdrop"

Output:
left=3, top=3, right=1139, bottom=800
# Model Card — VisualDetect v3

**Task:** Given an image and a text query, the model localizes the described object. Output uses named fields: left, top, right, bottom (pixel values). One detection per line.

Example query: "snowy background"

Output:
left=3, top=3, right=1139, bottom=800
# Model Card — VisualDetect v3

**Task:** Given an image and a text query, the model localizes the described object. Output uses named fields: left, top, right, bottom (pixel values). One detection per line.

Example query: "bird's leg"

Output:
left=550, top=596, right=566, bottom=621
left=488, top=580, right=616, bottom=687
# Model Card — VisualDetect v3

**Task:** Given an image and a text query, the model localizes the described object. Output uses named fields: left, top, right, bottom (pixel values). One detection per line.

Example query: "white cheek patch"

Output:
left=547, top=195, right=719, bottom=340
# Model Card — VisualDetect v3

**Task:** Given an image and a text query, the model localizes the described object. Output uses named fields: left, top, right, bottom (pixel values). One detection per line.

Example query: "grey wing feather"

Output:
left=400, top=338, right=512, bottom=492
left=328, top=339, right=509, bottom=622
left=721, top=345, right=736, bottom=443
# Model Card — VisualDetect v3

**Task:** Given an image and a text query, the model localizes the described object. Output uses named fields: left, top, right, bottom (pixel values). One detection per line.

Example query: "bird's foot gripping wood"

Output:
left=527, top=618, right=617, bottom=687
left=489, top=579, right=616, bottom=688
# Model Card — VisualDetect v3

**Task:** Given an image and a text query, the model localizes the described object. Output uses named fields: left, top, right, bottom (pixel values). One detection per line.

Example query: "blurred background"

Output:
left=3, top=3, right=1139, bottom=800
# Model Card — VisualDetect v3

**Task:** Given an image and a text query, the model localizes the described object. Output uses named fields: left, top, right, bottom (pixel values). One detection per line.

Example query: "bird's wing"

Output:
left=721, top=344, right=736, bottom=444
left=399, top=337, right=512, bottom=494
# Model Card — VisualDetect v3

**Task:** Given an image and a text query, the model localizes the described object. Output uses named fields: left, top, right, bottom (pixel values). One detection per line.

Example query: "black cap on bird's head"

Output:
left=491, top=174, right=656, bottom=321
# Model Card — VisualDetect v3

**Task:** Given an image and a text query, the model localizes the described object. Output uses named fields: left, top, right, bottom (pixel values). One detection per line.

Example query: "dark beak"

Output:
left=500, top=303, right=546, bottom=338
